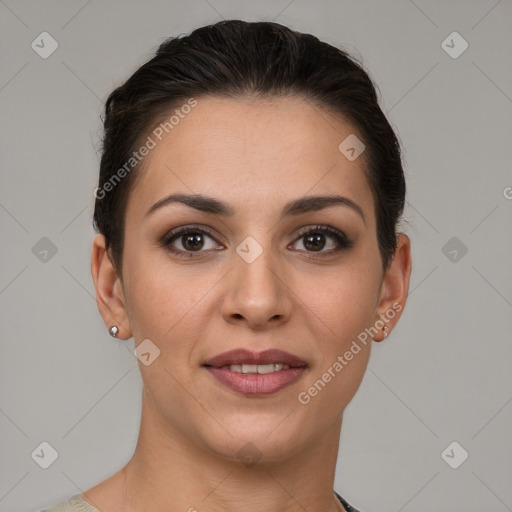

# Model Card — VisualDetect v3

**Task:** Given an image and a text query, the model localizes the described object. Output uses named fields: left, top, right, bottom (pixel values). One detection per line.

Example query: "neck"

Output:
left=84, top=388, right=346, bottom=512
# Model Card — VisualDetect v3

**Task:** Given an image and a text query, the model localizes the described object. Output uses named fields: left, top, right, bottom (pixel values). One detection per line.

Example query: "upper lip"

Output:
left=203, top=349, right=307, bottom=368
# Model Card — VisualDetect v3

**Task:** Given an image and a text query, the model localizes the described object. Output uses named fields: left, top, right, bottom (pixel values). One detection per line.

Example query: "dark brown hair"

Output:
left=93, top=20, right=405, bottom=275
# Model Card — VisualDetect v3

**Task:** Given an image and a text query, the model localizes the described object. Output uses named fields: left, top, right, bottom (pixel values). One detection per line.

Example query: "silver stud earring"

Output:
left=109, top=326, right=119, bottom=339
left=383, top=326, right=389, bottom=339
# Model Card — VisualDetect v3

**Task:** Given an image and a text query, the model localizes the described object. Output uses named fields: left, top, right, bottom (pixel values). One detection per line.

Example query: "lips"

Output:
left=203, top=349, right=307, bottom=368
left=203, top=349, right=307, bottom=396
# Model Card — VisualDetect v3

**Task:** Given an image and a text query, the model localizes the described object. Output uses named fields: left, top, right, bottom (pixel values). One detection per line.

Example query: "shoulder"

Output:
left=40, top=493, right=100, bottom=512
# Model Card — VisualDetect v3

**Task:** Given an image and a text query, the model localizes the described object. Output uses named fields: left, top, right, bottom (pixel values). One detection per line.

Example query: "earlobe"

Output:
left=90, top=234, right=132, bottom=339
left=374, top=233, right=412, bottom=342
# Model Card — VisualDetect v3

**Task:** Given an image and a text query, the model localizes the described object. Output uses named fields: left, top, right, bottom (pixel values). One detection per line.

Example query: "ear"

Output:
left=373, top=233, right=412, bottom=342
left=90, top=234, right=132, bottom=339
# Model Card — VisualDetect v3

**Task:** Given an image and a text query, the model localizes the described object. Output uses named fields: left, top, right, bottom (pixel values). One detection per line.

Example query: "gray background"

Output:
left=1, top=1, right=511, bottom=511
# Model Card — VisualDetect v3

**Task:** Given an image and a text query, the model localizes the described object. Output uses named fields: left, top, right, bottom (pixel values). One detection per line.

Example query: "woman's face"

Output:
left=93, top=95, right=410, bottom=463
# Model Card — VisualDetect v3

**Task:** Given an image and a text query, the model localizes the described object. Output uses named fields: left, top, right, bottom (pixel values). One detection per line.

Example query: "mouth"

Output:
left=212, top=362, right=296, bottom=373
left=203, top=349, right=308, bottom=397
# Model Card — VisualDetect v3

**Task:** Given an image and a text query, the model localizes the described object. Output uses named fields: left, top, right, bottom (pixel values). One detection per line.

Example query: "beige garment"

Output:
left=41, top=490, right=360, bottom=512
left=41, top=494, right=100, bottom=512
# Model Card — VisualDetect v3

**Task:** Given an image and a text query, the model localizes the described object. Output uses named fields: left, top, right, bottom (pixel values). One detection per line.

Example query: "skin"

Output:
left=88, top=95, right=411, bottom=512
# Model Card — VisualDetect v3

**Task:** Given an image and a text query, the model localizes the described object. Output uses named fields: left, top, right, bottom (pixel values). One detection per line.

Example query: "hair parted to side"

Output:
left=93, top=19, right=405, bottom=276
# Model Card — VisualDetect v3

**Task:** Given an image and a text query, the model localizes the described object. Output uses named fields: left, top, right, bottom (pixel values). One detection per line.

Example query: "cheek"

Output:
left=292, top=258, right=380, bottom=412
left=295, top=344, right=370, bottom=442
left=121, top=258, right=212, bottom=421
left=295, top=263, right=381, bottom=341
left=122, top=250, right=213, bottom=342
left=293, top=269, right=377, bottom=427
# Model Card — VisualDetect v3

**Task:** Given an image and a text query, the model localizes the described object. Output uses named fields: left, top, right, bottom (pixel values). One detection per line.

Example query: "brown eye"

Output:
left=290, top=226, right=352, bottom=255
left=303, top=233, right=326, bottom=251
left=180, top=232, right=206, bottom=251
left=162, top=226, right=223, bottom=257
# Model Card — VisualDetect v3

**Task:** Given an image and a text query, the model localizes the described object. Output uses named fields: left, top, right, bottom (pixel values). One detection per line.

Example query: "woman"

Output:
left=42, top=19, right=411, bottom=512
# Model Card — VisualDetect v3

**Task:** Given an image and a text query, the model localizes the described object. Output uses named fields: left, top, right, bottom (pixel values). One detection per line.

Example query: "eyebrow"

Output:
left=145, top=193, right=366, bottom=224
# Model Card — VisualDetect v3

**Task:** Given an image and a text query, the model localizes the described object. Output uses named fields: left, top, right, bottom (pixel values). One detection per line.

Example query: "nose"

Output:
left=221, top=244, right=293, bottom=330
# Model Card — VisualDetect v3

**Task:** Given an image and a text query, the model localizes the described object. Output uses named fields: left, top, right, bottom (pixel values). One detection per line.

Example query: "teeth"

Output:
left=227, top=363, right=290, bottom=374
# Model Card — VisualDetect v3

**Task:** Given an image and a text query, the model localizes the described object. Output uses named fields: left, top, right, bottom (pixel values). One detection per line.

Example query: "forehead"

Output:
left=126, top=95, right=374, bottom=223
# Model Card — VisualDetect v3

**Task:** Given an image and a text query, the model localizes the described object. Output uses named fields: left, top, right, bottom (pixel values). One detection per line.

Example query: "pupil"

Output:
left=304, top=233, right=325, bottom=251
left=183, top=233, right=203, bottom=251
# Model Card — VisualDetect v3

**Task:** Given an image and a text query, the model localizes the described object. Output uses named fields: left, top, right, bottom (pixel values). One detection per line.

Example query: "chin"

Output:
left=198, top=414, right=310, bottom=465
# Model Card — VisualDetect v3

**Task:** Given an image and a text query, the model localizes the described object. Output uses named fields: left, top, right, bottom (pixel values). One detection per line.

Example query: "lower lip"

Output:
left=205, top=366, right=306, bottom=396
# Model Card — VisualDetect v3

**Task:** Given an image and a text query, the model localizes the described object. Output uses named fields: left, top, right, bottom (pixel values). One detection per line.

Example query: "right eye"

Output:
left=161, top=225, right=225, bottom=257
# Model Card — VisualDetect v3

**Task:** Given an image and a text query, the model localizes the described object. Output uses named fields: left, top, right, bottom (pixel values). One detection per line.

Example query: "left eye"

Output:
left=290, top=227, right=350, bottom=253
left=163, top=228, right=221, bottom=255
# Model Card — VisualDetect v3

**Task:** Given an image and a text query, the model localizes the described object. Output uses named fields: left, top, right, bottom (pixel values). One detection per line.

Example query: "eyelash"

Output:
left=160, top=224, right=352, bottom=259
